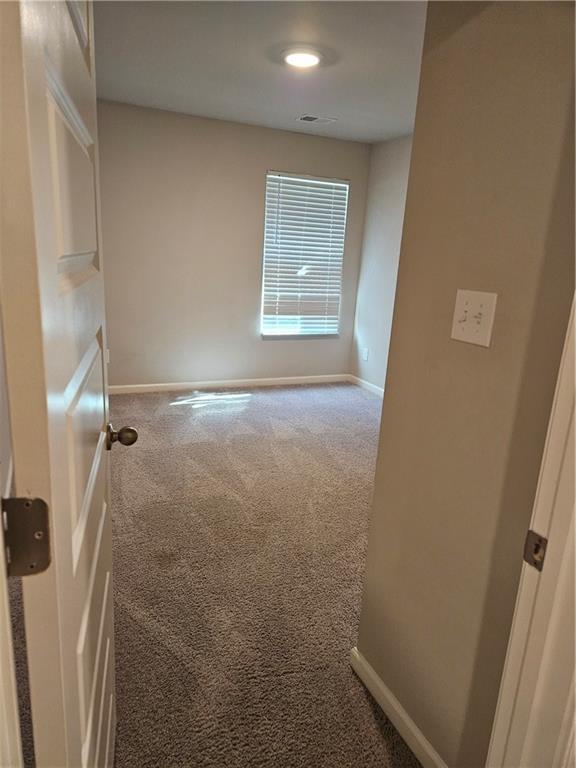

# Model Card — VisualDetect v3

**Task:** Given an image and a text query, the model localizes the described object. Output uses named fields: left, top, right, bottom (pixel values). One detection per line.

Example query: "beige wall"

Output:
left=350, top=137, right=412, bottom=388
left=97, top=101, right=370, bottom=386
left=357, top=3, right=574, bottom=766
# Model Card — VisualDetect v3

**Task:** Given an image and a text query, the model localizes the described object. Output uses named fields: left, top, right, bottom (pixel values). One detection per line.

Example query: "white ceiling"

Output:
left=94, top=2, right=426, bottom=143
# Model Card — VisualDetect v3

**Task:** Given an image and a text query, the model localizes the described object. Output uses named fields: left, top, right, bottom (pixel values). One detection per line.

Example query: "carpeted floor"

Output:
left=110, top=383, right=420, bottom=768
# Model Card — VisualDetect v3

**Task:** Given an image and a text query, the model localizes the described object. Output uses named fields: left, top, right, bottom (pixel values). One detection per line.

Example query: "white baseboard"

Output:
left=108, top=374, right=388, bottom=397
left=347, top=375, right=384, bottom=397
left=350, top=647, right=449, bottom=768
left=108, top=374, right=352, bottom=395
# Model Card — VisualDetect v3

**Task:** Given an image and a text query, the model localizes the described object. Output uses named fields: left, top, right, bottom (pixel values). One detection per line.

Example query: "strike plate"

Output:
left=523, top=529, right=547, bottom=572
left=2, top=497, right=51, bottom=576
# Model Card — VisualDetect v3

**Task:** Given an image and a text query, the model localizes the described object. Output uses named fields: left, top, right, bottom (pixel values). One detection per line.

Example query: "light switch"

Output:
left=451, top=289, right=497, bottom=348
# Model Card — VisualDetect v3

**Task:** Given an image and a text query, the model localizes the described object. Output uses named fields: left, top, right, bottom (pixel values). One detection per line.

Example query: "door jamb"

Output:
left=487, top=300, right=574, bottom=765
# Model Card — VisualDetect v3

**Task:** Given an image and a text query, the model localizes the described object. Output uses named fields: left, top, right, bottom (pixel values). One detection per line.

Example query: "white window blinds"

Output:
left=261, top=171, right=350, bottom=336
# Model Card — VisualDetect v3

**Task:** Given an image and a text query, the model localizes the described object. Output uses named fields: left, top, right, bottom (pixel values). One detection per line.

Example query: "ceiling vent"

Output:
left=297, top=115, right=337, bottom=124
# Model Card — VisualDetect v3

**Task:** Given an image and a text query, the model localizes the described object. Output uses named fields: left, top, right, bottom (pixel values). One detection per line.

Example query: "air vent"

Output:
left=297, top=115, right=337, bottom=125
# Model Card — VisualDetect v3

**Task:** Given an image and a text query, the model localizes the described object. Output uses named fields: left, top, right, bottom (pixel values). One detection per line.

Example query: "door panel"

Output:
left=66, top=0, right=91, bottom=67
left=0, top=2, right=115, bottom=765
left=66, top=337, right=105, bottom=539
left=47, top=92, right=98, bottom=263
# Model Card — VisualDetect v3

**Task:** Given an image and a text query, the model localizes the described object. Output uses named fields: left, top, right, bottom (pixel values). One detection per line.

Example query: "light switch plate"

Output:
left=451, top=289, right=497, bottom=348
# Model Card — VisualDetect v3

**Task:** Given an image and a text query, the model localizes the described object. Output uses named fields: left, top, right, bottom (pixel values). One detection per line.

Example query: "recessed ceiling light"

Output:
left=284, top=50, right=321, bottom=69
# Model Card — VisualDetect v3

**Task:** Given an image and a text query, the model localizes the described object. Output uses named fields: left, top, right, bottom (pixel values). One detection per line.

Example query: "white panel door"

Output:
left=1, top=2, right=119, bottom=765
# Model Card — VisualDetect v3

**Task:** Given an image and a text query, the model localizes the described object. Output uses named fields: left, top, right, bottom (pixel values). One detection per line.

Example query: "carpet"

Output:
left=110, top=383, right=420, bottom=768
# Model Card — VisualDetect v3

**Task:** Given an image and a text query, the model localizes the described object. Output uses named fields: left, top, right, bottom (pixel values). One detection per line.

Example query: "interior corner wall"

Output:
left=350, top=136, right=412, bottom=388
left=96, top=101, right=370, bottom=387
left=356, top=2, right=574, bottom=766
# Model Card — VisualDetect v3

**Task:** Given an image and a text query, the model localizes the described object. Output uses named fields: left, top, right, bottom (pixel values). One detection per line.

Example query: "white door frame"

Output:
left=487, top=300, right=574, bottom=766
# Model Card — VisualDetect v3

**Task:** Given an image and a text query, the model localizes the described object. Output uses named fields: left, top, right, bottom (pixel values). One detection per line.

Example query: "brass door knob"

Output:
left=106, top=423, right=138, bottom=451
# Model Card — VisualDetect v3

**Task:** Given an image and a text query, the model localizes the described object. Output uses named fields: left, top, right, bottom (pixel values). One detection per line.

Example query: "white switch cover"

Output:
left=451, top=289, right=497, bottom=348
left=361, top=347, right=369, bottom=361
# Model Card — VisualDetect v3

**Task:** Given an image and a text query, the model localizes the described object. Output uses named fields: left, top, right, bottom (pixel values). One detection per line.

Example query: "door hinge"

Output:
left=523, top=529, right=547, bottom=572
left=2, top=497, right=51, bottom=577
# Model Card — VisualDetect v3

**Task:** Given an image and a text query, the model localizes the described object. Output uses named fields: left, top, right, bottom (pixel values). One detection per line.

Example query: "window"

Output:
left=260, top=171, right=350, bottom=337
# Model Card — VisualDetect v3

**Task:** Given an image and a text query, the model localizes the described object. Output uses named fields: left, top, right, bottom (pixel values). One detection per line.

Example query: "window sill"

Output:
left=261, top=334, right=340, bottom=340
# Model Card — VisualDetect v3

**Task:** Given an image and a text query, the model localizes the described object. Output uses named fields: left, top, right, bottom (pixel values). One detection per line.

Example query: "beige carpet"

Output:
left=110, top=383, right=420, bottom=768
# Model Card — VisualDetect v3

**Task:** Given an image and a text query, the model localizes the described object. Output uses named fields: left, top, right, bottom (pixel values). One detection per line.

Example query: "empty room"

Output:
left=96, top=3, right=423, bottom=765
left=0, top=2, right=573, bottom=768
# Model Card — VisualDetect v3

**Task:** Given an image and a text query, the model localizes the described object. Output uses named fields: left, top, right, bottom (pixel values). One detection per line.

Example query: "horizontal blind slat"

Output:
left=261, top=171, right=349, bottom=337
